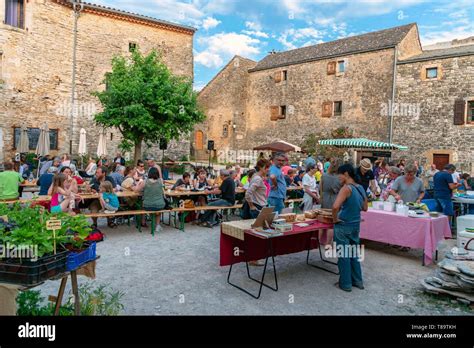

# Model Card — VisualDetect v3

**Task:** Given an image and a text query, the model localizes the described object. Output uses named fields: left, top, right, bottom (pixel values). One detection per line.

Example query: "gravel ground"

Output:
left=36, top=218, right=473, bottom=315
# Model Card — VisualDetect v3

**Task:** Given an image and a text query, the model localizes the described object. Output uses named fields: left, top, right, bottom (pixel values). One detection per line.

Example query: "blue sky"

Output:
left=93, top=0, right=473, bottom=90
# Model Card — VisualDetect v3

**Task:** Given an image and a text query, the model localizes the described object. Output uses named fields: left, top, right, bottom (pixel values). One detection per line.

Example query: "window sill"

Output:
left=0, top=23, right=27, bottom=33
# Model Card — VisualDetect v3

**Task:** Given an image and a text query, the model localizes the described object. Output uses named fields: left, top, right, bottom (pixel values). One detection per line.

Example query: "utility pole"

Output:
left=69, top=0, right=84, bottom=154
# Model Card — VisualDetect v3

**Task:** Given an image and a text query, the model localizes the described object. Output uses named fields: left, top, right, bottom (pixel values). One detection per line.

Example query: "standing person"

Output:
left=388, top=163, right=425, bottom=204
left=381, top=166, right=402, bottom=200
left=48, top=174, right=78, bottom=214
left=452, top=169, right=461, bottom=185
left=143, top=167, right=167, bottom=233
left=200, top=170, right=235, bottom=228
left=0, top=162, right=24, bottom=200
left=243, top=159, right=270, bottom=219
left=425, top=164, right=439, bottom=190
left=323, top=157, right=331, bottom=173
left=145, top=157, right=163, bottom=179
left=267, top=153, right=287, bottom=214
left=356, top=158, right=378, bottom=197
left=114, top=152, right=126, bottom=166
left=37, top=166, right=57, bottom=196
left=332, top=164, right=368, bottom=292
left=305, top=153, right=316, bottom=168
left=414, top=160, right=423, bottom=178
left=302, top=165, right=319, bottom=212
left=433, top=164, right=460, bottom=224
left=459, top=173, right=472, bottom=191
left=320, top=158, right=342, bottom=209
left=99, top=181, right=119, bottom=214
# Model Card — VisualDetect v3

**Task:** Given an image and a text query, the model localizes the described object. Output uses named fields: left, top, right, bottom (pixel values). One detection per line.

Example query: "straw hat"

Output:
left=360, top=158, right=372, bottom=171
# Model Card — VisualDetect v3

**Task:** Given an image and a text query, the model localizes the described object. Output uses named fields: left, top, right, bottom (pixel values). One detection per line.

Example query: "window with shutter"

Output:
left=468, top=101, right=474, bottom=124
left=270, top=106, right=279, bottom=121
left=327, top=61, right=336, bottom=75
left=274, top=71, right=282, bottom=83
left=453, top=100, right=465, bottom=125
left=322, top=102, right=333, bottom=117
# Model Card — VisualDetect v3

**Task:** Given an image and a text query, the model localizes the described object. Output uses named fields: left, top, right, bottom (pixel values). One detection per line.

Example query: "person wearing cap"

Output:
left=200, top=169, right=235, bottom=228
left=146, top=157, right=163, bottom=179
left=37, top=166, right=57, bottom=196
left=356, top=158, right=377, bottom=194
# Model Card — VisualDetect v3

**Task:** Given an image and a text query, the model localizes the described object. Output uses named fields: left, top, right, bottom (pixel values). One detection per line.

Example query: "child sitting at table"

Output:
left=48, top=174, right=77, bottom=214
left=99, top=181, right=119, bottom=214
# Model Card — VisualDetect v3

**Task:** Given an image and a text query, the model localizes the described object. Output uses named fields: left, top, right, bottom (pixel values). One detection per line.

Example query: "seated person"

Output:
left=37, top=166, right=57, bottom=196
left=172, top=172, right=191, bottom=190
left=284, top=169, right=296, bottom=186
left=241, top=169, right=256, bottom=189
left=0, top=162, right=24, bottom=200
left=199, top=170, right=235, bottom=228
left=99, top=181, right=119, bottom=214
left=389, top=163, right=425, bottom=203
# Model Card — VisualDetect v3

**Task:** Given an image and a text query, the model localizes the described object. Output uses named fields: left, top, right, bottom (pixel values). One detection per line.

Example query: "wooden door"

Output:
left=433, top=154, right=449, bottom=170
left=195, top=130, right=204, bottom=151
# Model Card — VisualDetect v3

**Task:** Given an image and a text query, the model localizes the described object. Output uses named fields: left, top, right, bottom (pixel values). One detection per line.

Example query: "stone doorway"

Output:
left=433, top=153, right=450, bottom=170
left=195, top=130, right=204, bottom=151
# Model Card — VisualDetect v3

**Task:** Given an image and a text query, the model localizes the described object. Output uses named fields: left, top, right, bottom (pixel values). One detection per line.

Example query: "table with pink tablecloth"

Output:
left=360, top=209, right=452, bottom=265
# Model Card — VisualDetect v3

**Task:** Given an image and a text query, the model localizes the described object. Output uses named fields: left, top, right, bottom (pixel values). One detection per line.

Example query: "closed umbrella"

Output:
left=96, top=129, right=107, bottom=158
left=78, top=128, right=87, bottom=169
left=17, top=125, right=29, bottom=153
left=35, top=123, right=50, bottom=178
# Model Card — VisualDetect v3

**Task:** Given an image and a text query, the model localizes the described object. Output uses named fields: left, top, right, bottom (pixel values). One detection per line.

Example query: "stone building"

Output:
left=395, top=45, right=474, bottom=173
left=0, top=0, right=195, bottom=163
left=196, top=23, right=473, bottom=172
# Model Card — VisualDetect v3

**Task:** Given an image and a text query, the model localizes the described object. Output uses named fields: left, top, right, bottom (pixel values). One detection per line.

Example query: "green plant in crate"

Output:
left=55, top=213, right=92, bottom=250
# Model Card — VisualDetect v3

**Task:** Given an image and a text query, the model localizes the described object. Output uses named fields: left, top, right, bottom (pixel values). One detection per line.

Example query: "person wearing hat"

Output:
left=356, top=158, right=376, bottom=194
left=37, top=165, right=57, bottom=196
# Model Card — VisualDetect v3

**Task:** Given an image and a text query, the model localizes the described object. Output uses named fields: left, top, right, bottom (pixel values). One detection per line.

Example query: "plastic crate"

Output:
left=66, top=242, right=96, bottom=271
left=0, top=250, right=68, bottom=286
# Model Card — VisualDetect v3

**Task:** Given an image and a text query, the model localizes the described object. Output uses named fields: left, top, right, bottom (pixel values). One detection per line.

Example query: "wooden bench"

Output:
left=83, top=204, right=243, bottom=233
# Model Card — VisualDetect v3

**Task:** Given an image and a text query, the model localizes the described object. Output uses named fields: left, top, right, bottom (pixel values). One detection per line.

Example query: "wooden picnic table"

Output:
left=20, top=180, right=38, bottom=187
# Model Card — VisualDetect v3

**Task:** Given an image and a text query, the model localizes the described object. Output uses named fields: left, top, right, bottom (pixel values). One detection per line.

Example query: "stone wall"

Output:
left=0, top=0, right=194, bottom=163
left=195, top=56, right=256, bottom=160
left=394, top=55, right=474, bottom=173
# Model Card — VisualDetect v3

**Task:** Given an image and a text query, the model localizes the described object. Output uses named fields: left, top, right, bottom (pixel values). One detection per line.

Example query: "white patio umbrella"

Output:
left=35, top=123, right=50, bottom=178
left=17, top=125, right=30, bottom=153
left=78, top=128, right=87, bottom=169
left=96, top=129, right=107, bottom=158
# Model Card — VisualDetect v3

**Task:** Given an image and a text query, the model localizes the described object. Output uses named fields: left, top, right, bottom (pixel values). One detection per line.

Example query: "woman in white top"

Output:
left=85, top=159, right=97, bottom=177
left=302, top=165, right=320, bottom=211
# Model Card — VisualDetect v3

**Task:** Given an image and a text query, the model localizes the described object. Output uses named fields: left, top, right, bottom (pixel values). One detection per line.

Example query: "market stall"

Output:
left=220, top=217, right=333, bottom=299
left=360, top=208, right=451, bottom=265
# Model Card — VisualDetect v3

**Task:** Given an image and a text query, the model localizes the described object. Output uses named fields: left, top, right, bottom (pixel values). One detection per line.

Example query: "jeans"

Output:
left=435, top=198, right=454, bottom=217
left=200, top=199, right=233, bottom=225
left=333, top=223, right=363, bottom=290
left=267, top=197, right=285, bottom=214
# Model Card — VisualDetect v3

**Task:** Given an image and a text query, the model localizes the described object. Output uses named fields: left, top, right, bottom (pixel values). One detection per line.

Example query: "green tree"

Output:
left=302, top=127, right=353, bottom=159
left=93, top=49, right=205, bottom=162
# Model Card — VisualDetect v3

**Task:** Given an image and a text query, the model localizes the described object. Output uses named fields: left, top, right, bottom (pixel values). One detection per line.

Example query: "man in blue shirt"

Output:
left=37, top=166, right=57, bottom=195
left=268, top=153, right=287, bottom=213
left=433, top=164, right=460, bottom=221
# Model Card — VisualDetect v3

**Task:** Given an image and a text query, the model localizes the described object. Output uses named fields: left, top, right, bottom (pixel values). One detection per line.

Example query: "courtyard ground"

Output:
left=36, top=219, right=473, bottom=315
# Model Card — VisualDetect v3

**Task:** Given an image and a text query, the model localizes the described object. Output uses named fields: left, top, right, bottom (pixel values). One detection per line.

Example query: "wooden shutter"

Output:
left=322, top=102, right=333, bottom=117
left=270, top=106, right=279, bottom=121
left=274, top=71, right=282, bottom=83
left=327, top=61, right=336, bottom=75
left=454, top=100, right=465, bottom=125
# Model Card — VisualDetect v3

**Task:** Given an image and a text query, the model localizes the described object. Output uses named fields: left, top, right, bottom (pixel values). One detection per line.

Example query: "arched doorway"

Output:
left=195, top=130, right=204, bottom=151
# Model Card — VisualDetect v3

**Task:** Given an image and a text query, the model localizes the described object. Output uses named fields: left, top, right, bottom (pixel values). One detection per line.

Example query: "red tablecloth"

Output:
left=360, top=209, right=452, bottom=265
left=220, top=221, right=332, bottom=266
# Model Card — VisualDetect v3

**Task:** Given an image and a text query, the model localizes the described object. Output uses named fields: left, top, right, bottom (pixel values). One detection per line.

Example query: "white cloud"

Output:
left=195, top=32, right=261, bottom=68
left=245, top=21, right=262, bottom=31
left=201, top=17, right=221, bottom=30
left=278, top=27, right=325, bottom=50
left=420, top=25, right=474, bottom=47
left=195, top=51, right=224, bottom=68
left=242, top=30, right=270, bottom=38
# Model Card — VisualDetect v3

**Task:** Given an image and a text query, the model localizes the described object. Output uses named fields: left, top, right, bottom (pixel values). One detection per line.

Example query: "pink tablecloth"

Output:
left=360, top=209, right=452, bottom=265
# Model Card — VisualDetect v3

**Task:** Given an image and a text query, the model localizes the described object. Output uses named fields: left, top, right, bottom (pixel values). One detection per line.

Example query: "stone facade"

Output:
left=0, top=0, right=194, bottom=163
left=394, top=53, right=474, bottom=173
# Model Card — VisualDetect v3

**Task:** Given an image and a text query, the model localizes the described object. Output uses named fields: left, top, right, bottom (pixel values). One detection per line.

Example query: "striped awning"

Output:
left=318, top=138, right=408, bottom=150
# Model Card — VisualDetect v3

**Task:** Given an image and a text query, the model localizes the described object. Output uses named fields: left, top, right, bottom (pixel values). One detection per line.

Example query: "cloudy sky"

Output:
left=93, top=0, right=474, bottom=90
